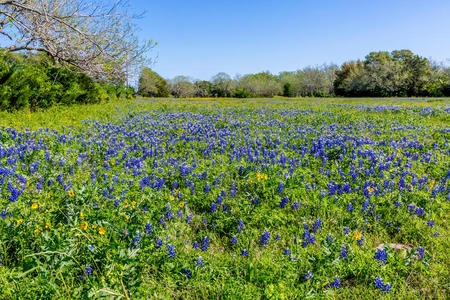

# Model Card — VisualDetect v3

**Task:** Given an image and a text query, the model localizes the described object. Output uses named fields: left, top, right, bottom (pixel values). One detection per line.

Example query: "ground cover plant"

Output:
left=0, top=98, right=449, bottom=298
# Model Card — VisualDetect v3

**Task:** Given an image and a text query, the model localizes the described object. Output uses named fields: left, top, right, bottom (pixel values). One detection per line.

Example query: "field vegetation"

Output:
left=0, top=98, right=448, bottom=298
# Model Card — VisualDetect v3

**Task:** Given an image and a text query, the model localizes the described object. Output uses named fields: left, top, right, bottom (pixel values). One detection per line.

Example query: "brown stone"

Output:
left=376, top=243, right=413, bottom=258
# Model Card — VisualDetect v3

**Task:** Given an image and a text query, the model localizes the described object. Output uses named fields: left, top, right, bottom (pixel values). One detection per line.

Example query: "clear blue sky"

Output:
left=131, top=0, right=450, bottom=80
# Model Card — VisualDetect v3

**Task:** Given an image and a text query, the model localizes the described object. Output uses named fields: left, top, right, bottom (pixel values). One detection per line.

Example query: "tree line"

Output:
left=139, top=50, right=450, bottom=98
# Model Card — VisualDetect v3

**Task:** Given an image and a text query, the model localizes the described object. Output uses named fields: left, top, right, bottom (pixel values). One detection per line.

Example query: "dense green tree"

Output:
left=334, top=50, right=444, bottom=97
left=194, top=81, right=213, bottom=97
left=138, top=68, right=170, bottom=97
left=334, top=60, right=367, bottom=96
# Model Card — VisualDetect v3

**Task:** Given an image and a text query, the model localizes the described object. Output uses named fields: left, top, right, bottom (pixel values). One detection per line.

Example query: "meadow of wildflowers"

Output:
left=0, top=98, right=448, bottom=298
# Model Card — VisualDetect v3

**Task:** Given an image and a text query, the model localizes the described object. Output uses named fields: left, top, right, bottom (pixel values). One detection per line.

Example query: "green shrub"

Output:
left=0, top=51, right=132, bottom=111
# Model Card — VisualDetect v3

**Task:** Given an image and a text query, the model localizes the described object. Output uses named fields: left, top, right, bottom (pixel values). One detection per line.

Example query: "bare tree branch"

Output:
left=0, top=0, right=153, bottom=83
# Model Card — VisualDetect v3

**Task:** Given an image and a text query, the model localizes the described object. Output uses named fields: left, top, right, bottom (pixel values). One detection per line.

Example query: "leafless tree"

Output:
left=0, top=0, right=153, bottom=83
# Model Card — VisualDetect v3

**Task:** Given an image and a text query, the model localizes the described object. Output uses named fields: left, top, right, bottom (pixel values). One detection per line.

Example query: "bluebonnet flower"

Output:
left=362, top=199, right=370, bottom=213
left=304, top=271, right=313, bottom=280
left=131, top=231, right=142, bottom=249
left=182, top=269, right=192, bottom=279
left=195, top=256, right=204, bottom=268
left=260, top=230, right=270, bottom=246
left=80, top=264, right=94, bottom=279
left=231, top=236, right=237, bottom=245
left=329, top=276, right=340, bottom=289
left=427, top=220, right=434, bottom=227
left=343, top=227, right=349, bottom=235
left=374, top=277, right=391, bottom=293
left=347, top=202, right=353, bottom=212
left=216, top=194, right=223, bottom=205
left=327, top=234, right=333, bottom=244
left=192, top=241, right=199, bottom=249
left=210, top=202, right=216, bottom=214
left=301, top=230, right=315, bottom=248
left=340, top=245, right=348, bottom=260
left=186, top=213, right=193, bottom=224
left=291, top=201, right=300, bottom=210
left=414, top=207, right=425, bottom=216
left=434, top=232, right=440, bottom=237
left=283, top=249, right=291, bottom=256
left=312, top=219, right=322, bottom=232
left=1, top=209, right=8, bottom=220
left=204, top=183, right=210, bottom=194
left=159, top=215, right=166, bottom=228
left=395, top=201, right=402, bottom=208
left=241, top=249, right=248, bottom=257
left=374, top=249, right=387, bottom=265
left=279, top=197, right=289, bottom=208
left=416, top=247, right=424, bottom=259
left=114, top=198, right=120, bottom=208
left=277, top=182, right=284, bottom=194
left=155, top=238, right=163, bottom=250
left=166, top=244, right=176, bottom=259
left=201, top=236, right=210, bottom=252
left=275, top=234, right=281, bottom=241
left=237, top=218, right=245, bottom=232
left=230, top=183, right=237, bottom=198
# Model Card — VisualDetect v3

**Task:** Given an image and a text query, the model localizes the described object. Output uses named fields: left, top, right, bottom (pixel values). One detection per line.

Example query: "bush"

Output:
left=0, top=51, right=131, bottom=111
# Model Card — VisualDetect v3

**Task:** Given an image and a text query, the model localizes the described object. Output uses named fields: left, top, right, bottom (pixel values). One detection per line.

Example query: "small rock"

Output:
left=376, top=243, right=412, bottom=258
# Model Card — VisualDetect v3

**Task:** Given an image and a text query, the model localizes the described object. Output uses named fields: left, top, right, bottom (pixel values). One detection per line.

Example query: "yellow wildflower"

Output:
left=81, top=221, right=88, bottom=230
left=92, top=224, right=97, bottom=229
left=35, top=227, right=40, bottom=233
left=31, top=203, right=38, bottom=209
left=179, top=202, right=185, bottom=208
left=125, top=215, right=129, bottom=221
left=173, top=189, right=179, bottom=195
left=45, top=221, right=51, bottom=229
left=17, top=218, right=23, bottom=226
left=169, top=195, right=175, bottom=201
left=123, top=200, right=129, bottom=207
left=131, top=201, right=137, bottom=206
left=80, top=212, right=85, bottom=219
left=68, top=190, right=75, bottom=197
left=352, top=231, right=362, bottom=241
left=99, top=227, right=106, bottom=235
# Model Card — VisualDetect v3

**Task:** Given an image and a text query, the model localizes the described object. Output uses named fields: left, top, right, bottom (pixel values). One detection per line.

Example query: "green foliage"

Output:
left=233, top=88, right=252, bottom=98
left=138, top=67, right=170, bottom=97
left=0, top=51, right=131, bottom=111
left=282, top=82, right=293, bottom=97
left=334, top=50, right=449, bottom=97
left=237, top=72, right=281, bottom=97
left=194, top=80, right=214, bottom=97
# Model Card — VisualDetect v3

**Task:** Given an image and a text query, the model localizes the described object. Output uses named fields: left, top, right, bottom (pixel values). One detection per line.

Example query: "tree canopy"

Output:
left=0, top=0, right=152, bottom=83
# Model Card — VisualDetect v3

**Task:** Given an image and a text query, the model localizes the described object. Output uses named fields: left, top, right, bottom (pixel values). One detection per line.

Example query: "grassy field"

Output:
left=0, top=98, right=449, bottom=298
